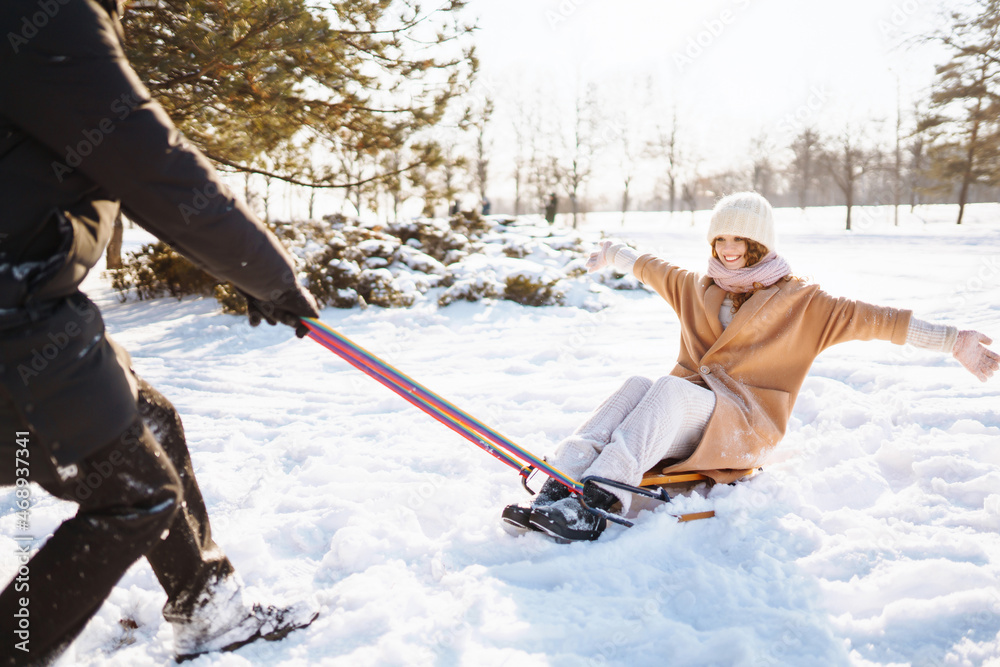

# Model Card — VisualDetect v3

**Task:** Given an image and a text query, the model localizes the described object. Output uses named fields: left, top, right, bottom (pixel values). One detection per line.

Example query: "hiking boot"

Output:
left=172, top=580, right=318, bottom=661
left=501, top=478, right=572, bottom=532
left=529, top=483, right=618, bottom=543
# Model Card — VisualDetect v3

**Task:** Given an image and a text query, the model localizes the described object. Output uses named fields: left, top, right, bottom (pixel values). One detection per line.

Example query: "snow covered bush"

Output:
left=111, top=211, right=638, bottom=312
left=110, top=241, right=245, bottom=313
left=356, top=268, right=417, bottom=308
left=299, top=251, right=363, bottom=309
left=504, top=274, right=565, bottom=307
left=384, top=211, right=485, bottom=264
left=438, top=273, right=504, bottom=306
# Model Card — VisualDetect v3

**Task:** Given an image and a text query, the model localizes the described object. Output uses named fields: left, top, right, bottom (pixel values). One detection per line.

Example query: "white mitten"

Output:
left=953, top=330, right=999, bottom=382
left=587, top=241, right=639, bottom=274
left=586, top=240, right=614, bottom=273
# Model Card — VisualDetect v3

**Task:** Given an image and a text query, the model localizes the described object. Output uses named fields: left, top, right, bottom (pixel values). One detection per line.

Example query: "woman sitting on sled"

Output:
left=503, top=192, right=999, bottom=543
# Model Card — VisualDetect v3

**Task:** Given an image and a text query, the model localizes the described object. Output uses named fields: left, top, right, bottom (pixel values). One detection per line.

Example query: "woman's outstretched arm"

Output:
left=586, top=240, right=640, bottom=274
left=903, top=318, right=996, bottom=382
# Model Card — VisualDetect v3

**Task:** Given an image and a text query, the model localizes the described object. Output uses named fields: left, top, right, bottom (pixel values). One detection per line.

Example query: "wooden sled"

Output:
left=635, top=467, right=760, bottom=523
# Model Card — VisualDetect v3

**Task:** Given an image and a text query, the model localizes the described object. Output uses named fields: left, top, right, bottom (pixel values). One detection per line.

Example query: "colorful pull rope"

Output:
left=301, top=318, right=584, bottom=493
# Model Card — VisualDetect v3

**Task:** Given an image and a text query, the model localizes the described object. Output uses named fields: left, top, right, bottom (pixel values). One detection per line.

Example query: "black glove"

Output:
left=242, top=286, right=320, bottom=338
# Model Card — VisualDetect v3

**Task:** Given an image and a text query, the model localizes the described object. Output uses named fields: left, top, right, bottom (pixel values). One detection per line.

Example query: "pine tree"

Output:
left=109, top=0, right=473, bottom=274
left=921, top=0, right=1000, bottom=224
left=122, top=0, right=476, bottom=193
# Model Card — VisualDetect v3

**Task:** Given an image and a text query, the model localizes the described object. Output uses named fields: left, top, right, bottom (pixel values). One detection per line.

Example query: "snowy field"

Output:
left=3, top=203, right=1000, bottom=666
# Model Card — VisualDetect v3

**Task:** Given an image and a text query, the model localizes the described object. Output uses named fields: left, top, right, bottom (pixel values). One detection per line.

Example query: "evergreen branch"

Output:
left=204, top=150, right=432, bottom=189
left=326, top=0, right=460, bottom=37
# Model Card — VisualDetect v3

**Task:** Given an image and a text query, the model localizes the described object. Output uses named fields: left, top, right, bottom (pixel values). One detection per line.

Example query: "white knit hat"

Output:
left=707, top=192, right=775, bottom=252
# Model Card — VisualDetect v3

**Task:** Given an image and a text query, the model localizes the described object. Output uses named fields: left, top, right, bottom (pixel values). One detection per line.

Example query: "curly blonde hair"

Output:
left=710, top=237, right=795, bottom=312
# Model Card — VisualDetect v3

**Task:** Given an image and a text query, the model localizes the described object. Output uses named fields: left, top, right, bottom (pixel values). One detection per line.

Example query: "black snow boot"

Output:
left=501, top=478, right=571, bottom=532
left=528, top=483, right=619, bottom=543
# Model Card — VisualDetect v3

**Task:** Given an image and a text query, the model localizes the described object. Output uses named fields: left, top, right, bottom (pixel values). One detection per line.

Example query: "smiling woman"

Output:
left=705, top=194, right=795, bottom=315
left=712, top=235, right=775, bottom=313
left=713, top=235, right=750, bottom=269
left=501, top=191, right=999, bottom=543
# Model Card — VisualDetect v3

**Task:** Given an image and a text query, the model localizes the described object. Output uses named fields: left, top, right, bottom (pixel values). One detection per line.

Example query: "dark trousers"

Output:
left=0, top=379, right=234, bottom=666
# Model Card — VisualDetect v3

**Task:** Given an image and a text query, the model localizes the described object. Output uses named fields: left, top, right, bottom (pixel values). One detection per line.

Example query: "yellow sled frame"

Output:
left=638, top=468, right=759, bottom=522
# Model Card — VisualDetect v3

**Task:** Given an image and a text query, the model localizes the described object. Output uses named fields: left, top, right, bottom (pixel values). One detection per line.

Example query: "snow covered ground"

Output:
left=2, top=203, right=999, bottom=666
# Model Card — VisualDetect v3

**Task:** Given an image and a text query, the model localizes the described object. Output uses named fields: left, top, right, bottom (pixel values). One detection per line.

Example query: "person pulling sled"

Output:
left=0, top=1, right=321, bottom=663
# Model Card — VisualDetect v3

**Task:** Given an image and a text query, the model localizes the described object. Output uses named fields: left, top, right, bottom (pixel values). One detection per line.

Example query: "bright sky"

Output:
left=468, top=0, right=956, bottom=204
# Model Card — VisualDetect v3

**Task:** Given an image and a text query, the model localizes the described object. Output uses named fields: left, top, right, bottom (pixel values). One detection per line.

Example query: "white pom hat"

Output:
left=707, top=192, right=775, bottom=253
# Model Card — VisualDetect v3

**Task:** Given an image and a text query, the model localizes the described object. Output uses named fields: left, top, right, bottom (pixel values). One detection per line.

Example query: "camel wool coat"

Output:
left=633, top=255, right=913, bottom=484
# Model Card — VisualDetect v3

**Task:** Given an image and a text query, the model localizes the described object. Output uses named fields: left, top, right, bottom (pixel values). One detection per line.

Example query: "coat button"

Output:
left=700, top=365, right=711, bottom=375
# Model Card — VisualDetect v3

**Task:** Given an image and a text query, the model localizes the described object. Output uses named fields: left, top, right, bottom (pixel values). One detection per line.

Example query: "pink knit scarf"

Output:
left=707, top=252, right=792, bottom=293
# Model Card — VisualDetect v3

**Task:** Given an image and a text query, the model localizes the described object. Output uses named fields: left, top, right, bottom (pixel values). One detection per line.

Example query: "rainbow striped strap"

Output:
left=301, top=318, right=583, bottom=493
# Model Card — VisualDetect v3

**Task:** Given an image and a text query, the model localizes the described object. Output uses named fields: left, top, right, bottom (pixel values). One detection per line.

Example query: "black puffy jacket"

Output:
left=0, top=0, right=312, bottom=467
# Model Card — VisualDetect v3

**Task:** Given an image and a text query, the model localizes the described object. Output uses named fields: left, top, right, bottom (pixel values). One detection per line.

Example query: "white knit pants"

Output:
left=546, top=376, right=717, bottom=511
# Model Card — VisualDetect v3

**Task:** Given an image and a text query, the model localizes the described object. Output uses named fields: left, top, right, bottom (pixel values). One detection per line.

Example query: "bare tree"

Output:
left=380, top=149, right=407, bottom=221
left=404, top=141, right=446, bottom=217
left=620, top=138, right=634, bottom=227
left=614, top=95, right=643, bottom=226
left=471, top=97, right=494, bottom=208
left=750, top=133, right=776, bottom=200
left=820, top=129, right=881, bottom=231
left=681, top=181, right=697, bottom=225
left=647, top=107, right=681, bottom=215
left=892, top=77, right=903, bottom=226
left=263, top=174, right=273, bottom=224
left=564, top=82, right=600, bottom=229
left=511, top=106, right=530, bottom=216
left=701, top=168, right=749, bottom=202
left=788, top=127, right=821, bottom=210
left=106, top=211, right=125, bottom=270
left=524, top=95, right=561, bottom=217
left=538, top=155, right=564, bottom=217
left=339, top=151, right=377, bottom=219
left=907, top=102, right=935, bottom=211
left=440, top=142, right=467, bottom=213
